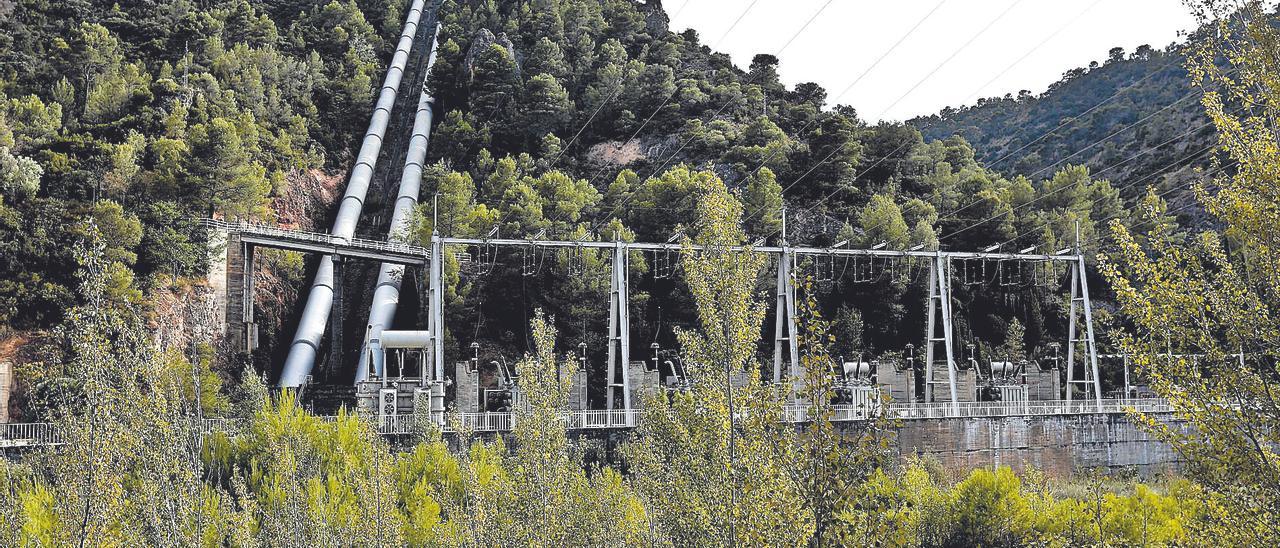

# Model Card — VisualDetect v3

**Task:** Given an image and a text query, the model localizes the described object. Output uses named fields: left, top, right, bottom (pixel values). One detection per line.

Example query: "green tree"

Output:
left=188, top=118, right=270, bottom=218
left=521, top=73, right=573, bottom=138
left=1099, top=2, right=1280, bottom=543
left=790, top=280, right=890, bottom=544
left=742, top=167, right=783, bottom=237
left=0, top=147, right=41, bottom=199
left=523, top=37, right=569, bottom=82
left=946, top=467, right=1031, bottom=546
left=6, top=95, right=61, bottom=151
left=625, top=167, right=814, bottom=546
left=860, top=193, right=910, bottom=249
left=470, top=43, right=522, bottom=135
left=996, top=318, right=1027, bottom=364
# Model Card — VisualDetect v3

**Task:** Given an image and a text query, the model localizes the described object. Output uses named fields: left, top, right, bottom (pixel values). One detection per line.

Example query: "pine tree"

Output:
left=520, top=73, right=573, bottom=138
left=469, top=44, right=522, bottom=138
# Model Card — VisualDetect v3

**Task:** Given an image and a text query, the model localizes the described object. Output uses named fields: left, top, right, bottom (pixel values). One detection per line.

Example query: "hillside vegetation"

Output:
left=913, top=42, right=1218, bottom=213
left=393, top=0, right=1178, bottom=378
left=0, top=0, right=411, bottom=332
left=0, top=0, right=1276, bottom=545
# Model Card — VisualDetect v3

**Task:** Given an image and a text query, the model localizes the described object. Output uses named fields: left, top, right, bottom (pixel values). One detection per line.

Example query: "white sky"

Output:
left=667, top=0, right=1200, bottom=122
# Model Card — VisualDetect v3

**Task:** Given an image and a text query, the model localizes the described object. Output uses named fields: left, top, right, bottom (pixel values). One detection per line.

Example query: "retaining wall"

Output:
left=887, top=413, right=1183, bottom=479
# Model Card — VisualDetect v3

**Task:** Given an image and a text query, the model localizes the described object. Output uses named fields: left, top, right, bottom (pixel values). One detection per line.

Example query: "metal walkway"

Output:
left=207, top=219, right=429, bottom=266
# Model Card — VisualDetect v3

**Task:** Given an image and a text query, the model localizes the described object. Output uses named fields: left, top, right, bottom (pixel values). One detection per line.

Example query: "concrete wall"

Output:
left=0, top=358, right=10, bottom=422
left=877, top=365, right=915, bottom=403
left=566, top=370, right=588, bottom=411
left=887, top=413, right=1183, bottom=479
left=1026, top=366, right=1061, bottom=400
left=455, top=361, right=480, bottom=413
left=627, top=361, right=660, bottom=408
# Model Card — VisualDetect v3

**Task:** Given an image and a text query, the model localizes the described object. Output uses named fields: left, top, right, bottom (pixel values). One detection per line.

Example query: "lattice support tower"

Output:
left=924, top=252, right=960, bottom=414
left=606, top=241, right=633, bottom=419
left=772, top=247, right=800, bottom=388
left=1065, top=255, right=1104, bottom=410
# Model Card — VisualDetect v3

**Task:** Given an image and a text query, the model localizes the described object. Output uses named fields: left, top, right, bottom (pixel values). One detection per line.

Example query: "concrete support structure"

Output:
left=455, top=361, right=480, bottom=413
left=241, top=243, right=257, bottom=353
left=1026, top=362, right=1062, bottom=401
left=877, top=361, right=916, bottom=403
left=626, top=362, right=660, bottom=409
left=925, top=252, right=960, bottom=412
left=328, top=256, right=344, bottom=381
left=606, top=242, right=632, bottom=418
left=216, top=230, right=238, bottom=350
left=566, top=370, right=589, bottom=412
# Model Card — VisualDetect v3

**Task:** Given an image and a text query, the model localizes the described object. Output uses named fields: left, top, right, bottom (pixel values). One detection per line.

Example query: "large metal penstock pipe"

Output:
left=280, top=0, right=429, bottom=388
left=355, top=25, right=441, bottom=384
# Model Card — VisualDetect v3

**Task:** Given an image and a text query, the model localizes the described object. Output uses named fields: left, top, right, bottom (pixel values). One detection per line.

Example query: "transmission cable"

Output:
left=751, top=0, right=1028, bottom=243
left=992, top=150, right=1233, bottom=250
left=575, top=0, right=832, bottom=217
left=759, top=54, right=1203, bottom=240
left=937, top=115, right=1224, bottom=243
left=733, top=0, right=954, bottom=208
left=921, top=86, right=1215, bottom=243
left=620, top=0, right=973, bottom=236
left=489, top=0, right=771, bottom=235
left=585, top=0, right=842, bottom=234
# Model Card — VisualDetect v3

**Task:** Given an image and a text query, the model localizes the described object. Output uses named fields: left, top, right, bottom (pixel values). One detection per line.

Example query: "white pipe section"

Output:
left=355, top=26, right=441, bottom=384
left=280, top=0, right=429, bottom=388
left=377, top=330, right=434, bottom=349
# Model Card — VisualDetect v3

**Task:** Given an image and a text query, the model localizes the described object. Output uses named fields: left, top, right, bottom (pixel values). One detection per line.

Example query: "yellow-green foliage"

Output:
left=0, top=167, right=1245, bottom=548
left=625, top=167, right=815, bottom=546
left=836, top=460, right=1210, bottom=548
left=1098, top=1, right=1280, bottom=542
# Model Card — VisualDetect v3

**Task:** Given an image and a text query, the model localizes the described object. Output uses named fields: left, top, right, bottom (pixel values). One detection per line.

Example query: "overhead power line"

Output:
left=938, top=115, right=1224, bottom=243
left=585, top=0, right=841, bottom=234
left=753, top=0, right=1032, bottom=243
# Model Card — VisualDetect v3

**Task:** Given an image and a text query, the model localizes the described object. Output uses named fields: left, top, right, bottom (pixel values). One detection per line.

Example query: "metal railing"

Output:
left=0, top=400, right=1173, bottom=448
left=884, top=398, right=1172, bottom=420
left=567, top=409, right=637, bottom=429
left=0, top=422, right=61, bottom=447
left=205, top=219, right=430, bottom=258
left=344, top=410, right=639, bottom=435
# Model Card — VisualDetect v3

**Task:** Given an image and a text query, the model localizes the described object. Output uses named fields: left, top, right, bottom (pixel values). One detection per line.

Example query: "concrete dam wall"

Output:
left=890, top=413, right=1183, bottom=479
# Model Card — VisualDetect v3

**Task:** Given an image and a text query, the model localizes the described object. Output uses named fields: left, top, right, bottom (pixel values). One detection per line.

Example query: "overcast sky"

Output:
left=667, top=0, right=1200, bottom=122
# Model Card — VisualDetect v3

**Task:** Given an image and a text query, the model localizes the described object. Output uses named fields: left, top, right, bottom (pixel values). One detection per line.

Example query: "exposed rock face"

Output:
left=638, top=0, right=670, bottom=35
left=273, top=169, right=343, bottom=231
left=586, top=140, right=647, bottom=167
left=150, top=284, right=223, bottom=359
left=465, top=28, right=520, bottom=79
left=584, top=135, right=676, bottom=172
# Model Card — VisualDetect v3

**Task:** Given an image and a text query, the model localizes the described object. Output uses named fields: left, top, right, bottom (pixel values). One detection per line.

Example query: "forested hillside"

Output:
left=0, top=0, right=1199, bottom=386
left=400, top=0, right=1173, bottom=381
left=913, top=41, right=1218, bottom=214
left=1, top=0, right=1276, bottom=545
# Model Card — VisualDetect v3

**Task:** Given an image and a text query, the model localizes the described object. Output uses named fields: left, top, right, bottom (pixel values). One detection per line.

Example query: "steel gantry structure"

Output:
left=217, top=216, right=1106, bottom=416
left=433, top=237, right=1103, bottom=415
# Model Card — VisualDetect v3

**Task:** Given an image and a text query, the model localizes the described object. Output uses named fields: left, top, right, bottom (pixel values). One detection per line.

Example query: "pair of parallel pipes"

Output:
left=280, top=0, right=437, bottom=387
